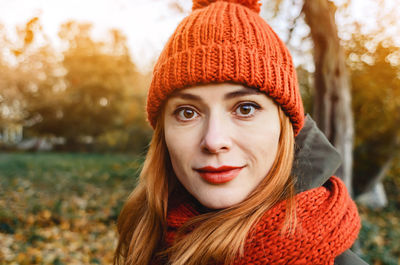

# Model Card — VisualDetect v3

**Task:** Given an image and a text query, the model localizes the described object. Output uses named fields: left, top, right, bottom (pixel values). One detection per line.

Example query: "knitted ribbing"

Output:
left=163, top=176, right=361, bottom=265
left=146, top=0, right=305, bottom=135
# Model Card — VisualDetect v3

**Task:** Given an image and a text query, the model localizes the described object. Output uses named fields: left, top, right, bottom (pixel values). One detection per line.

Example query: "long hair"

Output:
left=114, top=106, right=296, bottom=265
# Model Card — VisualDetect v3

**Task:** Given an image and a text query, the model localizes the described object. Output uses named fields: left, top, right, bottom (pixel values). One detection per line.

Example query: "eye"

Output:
left=234, top=103, right=261, bottom=117
left=175, top=107, right=199, bottom=121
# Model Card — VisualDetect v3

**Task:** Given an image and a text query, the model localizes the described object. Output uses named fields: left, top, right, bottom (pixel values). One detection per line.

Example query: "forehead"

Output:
left=168, top=83, right=264, bottom=101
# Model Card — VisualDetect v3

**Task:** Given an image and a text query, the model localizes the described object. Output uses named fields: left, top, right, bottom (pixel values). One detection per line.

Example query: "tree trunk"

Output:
left=302, top=0, right=354, bottom=196
left=356, top=157, right=392, bottom=209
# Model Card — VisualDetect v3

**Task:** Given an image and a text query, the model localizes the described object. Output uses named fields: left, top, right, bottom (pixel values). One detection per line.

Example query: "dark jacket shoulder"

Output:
left=293, top=115, right=369, bottom=265
left=334, top=250, right=368, bottom=265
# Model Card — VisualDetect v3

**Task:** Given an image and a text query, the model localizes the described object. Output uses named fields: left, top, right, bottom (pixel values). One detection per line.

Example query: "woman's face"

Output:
left=164, top=83, right=281, bottom=209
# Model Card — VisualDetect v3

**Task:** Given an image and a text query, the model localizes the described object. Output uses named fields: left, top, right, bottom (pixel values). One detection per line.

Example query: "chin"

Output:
left=198, top=193, right=246, bottom=209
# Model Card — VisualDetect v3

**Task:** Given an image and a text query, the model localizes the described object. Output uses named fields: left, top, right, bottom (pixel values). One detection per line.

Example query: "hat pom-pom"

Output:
left=192, top=0, right=261, bottom=13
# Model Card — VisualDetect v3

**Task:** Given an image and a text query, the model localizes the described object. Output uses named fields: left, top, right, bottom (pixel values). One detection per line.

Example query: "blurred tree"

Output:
left=0, top=23, right=18, bottom=127
left=15, top=19, right=66, bottom=139
left=0, top=18, right=63, bottom=146
left=338, top=0, right=400, bottom=208
left=1, top=18, right=152, bottom=152
left=301, top=0, right=354, bottom=194
left=0, top=23, right=21, bottom=128
left=343, top=29, right=400, bottom=200
left=45, top=21, right=147, bottom=149
left=267, top=0, right=400, bottom=207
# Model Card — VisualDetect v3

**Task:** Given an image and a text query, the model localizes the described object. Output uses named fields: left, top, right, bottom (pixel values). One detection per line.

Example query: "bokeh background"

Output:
left=0, top=0, right=399, bottom=264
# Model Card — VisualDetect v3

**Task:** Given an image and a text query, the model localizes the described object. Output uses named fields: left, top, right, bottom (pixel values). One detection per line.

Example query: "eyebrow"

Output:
left=170, top=87, right=262, bottom=101
left=224, top=88, right=262, bottom=99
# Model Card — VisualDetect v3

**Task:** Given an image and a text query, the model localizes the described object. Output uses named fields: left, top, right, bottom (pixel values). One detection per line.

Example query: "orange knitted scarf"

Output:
left=162, top=176, right=361, bottom=265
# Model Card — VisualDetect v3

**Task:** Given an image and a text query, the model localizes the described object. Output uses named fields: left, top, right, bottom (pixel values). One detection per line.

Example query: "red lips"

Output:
left=195, top=165, right=244, bottom=184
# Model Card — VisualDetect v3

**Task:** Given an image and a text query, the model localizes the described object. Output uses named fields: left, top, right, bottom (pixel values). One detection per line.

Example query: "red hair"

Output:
left=113, top=107, right=296, bottom=265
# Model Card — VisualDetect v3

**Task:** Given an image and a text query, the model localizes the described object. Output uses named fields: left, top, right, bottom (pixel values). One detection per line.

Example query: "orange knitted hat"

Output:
left=147, top=0, right=305, bottom=135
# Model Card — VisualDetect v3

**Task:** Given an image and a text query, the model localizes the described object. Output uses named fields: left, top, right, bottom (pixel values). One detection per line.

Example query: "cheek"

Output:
left=250, top=129, right=280, bottom=165
left=164, top=126, right=197, bottom=176
left=236, top=114, right=280, bottom=169
left=165, top=132, right=183, bottom=168
left=165, top=131, right=199, bottom=193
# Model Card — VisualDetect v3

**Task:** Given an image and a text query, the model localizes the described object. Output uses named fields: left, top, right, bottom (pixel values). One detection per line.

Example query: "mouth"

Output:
left=195, top=165, right=245, bottom=184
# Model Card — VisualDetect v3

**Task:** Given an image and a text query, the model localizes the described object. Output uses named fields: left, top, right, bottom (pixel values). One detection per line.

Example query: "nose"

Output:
left=200, top=113, right=232, bottom=154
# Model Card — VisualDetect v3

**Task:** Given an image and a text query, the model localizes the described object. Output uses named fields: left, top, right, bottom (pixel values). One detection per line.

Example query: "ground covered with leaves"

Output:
left=357, top=160, right=400, bottom=265
left=0, top=152, right=140, bottom=265
left=0, top=153, right=399, bottom=265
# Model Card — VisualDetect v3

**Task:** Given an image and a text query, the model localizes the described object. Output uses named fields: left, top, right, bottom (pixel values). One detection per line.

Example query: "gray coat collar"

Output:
left=291, top=116, right=368, bottom=264
left=293, top=114, right=342, bottom=194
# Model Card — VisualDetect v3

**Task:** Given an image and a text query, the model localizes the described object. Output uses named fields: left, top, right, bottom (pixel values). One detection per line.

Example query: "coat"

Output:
left=293, top=114, right=368, bottom=265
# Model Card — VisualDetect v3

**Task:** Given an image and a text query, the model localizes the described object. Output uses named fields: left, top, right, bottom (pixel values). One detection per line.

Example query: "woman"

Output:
left=114, top=0, right=366, bottom=264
